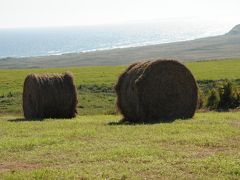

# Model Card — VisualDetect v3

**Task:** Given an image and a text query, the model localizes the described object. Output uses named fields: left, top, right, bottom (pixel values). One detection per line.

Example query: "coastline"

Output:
left=0, top=30, right=240, bottom=69
left=0, top=35, right=207, bottom=60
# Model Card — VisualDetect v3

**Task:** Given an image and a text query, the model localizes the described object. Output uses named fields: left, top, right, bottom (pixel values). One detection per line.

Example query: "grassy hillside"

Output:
left=0, top=59, right=240, bottom=115
left=0, top=112, right=240, bottom=179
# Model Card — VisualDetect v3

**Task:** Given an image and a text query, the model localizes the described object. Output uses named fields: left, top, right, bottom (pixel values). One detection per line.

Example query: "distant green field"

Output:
left=0, top=59, right=240, bottom=94
left=0, top=112, right=239, bottom=179
left=0, top=59, right=240, bottom=115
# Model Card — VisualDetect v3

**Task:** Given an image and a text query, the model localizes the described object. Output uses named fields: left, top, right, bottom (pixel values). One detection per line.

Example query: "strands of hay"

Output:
left=115, top=60, right=198, bottom=123
left=23, top=72, right=78, bottom=119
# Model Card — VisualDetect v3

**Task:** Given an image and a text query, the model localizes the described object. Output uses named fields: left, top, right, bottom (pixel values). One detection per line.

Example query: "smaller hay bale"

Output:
left=23, top=72, right=78, bottom=119
left=115, top=60, right=198, bottom=123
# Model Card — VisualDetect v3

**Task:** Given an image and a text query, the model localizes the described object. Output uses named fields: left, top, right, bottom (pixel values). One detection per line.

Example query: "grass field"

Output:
left=1, top=59, right=240, bottom=94
left=0, top=59, right=240, bottom=179
left=0, top=112, right=240, bottom=179
left=0, top=59, right=240, bottom=115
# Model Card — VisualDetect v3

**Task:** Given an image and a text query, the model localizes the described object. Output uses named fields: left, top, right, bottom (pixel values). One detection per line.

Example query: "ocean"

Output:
left=0, top=21, right=234, bottom=58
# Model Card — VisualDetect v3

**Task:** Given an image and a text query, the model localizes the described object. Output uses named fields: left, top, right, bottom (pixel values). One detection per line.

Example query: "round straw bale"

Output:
left=115, top=60, right=198, bottom=122
left=22, top=72, right=78, bottom=119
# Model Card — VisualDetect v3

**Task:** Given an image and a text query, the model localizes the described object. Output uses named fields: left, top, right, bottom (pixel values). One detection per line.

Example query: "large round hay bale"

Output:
left=23, top=72, right=78, bottom=119
left=115, top=60, right=198, bottom=122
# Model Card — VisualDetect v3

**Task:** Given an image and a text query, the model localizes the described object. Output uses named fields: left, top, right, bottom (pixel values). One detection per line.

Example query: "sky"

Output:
left=1, top=0, right=240, bottom=28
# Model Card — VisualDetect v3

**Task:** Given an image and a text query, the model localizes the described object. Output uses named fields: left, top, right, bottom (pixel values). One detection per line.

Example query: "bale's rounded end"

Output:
left=22, top=72, right=78, bottom=119
left=115, top=59, right=198, bottom=123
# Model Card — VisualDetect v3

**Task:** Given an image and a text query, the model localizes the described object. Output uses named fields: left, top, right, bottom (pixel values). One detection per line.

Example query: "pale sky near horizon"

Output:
left=1, top=0, right=240, bottom=28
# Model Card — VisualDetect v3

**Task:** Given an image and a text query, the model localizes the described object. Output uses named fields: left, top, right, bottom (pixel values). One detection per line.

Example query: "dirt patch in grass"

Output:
left=195, top=136, right=240, bottom=158
left=0, top=162, right=40, bottom=173
left=194, top=147, right=227, bottom=158
left=231, top=121, right=240, bottom=128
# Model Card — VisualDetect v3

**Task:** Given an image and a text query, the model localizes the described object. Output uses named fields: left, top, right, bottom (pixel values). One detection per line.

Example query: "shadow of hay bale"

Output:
left=7, top=118, right=43, bottom=122
left=8, top=117, right=77, bottom=122
left=107, top=117, right=189, bottom=125
left=114, top=59, right=198, bottom=123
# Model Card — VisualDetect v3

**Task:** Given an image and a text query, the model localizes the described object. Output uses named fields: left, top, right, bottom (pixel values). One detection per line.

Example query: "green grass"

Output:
left=0, top=66, right=125, bottom=95
left=0, top=112, right=239, bottom=179
left=0, top=59, right=240, bottom=95
left=186, top=59, right=240, bottom=80
left=0, top=59, right=240, bottom=179
left=0, top=59, right=240, bottom=115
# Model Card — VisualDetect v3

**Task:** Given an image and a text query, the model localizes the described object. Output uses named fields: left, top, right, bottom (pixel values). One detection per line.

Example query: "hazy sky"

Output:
left=1, top=0, right=240, bottom=28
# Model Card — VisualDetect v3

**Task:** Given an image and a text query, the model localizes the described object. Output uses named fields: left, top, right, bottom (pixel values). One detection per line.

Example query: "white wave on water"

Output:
left=0, top=21, right=234, bottom=58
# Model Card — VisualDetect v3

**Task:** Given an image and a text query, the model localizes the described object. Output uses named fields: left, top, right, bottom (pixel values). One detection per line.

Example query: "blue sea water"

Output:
left=0, top=21, right=233, bottom=58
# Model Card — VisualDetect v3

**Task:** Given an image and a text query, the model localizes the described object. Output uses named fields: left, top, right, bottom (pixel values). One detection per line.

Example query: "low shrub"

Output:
left=206, top=89, right=220, bottom=109
left=197, top=89, right=205, bottom=109
left=218, top=81, right=236, bottom=109
left=233, top=88, right=240, bottom=108
left=205, top=80, right=240, bottom=110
